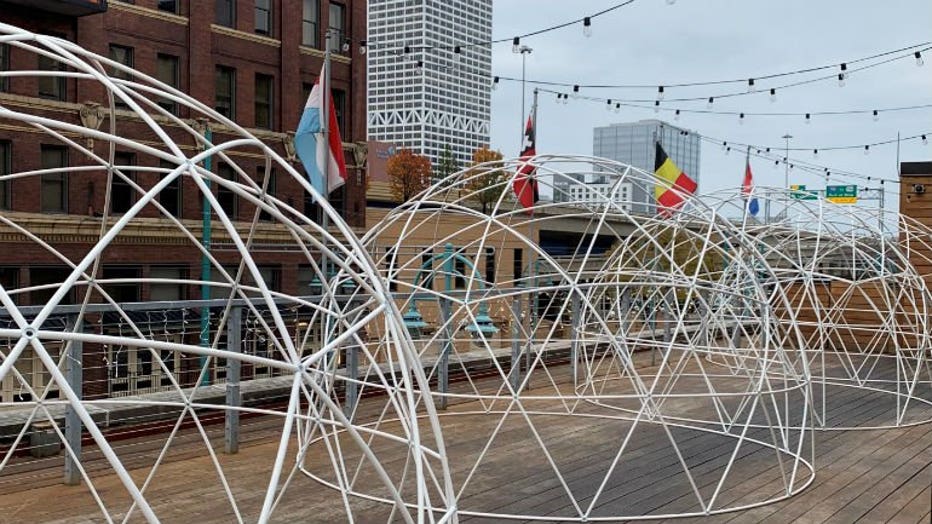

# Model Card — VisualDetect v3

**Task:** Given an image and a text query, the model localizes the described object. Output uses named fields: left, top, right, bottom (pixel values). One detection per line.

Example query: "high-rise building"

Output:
left=367, top=0, right=492, bottom=173
left=585, top=119, right=701, bottom=214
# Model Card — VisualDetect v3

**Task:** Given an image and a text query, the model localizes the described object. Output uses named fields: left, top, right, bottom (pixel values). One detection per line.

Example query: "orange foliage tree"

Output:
left=387, top=148, right=432, bottom=203
left=465, top=146, right=507, bottom=214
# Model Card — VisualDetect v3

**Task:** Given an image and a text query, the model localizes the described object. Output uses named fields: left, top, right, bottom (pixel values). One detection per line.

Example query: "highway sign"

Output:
left=826, top=185, right=858, bottom=204
left=790, top=184, right=818, bottom=200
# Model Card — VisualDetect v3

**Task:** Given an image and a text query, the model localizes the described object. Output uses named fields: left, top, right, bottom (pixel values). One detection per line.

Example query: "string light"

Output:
left=606, top=99, right=613, bottom=111
left=403, top=44, right=411, bottom=55
left=658, top=85, right=665, bottom=100
left=747, top=78, right=755, bottom=92
left=813, top=148, right=819, bottom=158
left=805, top=113, right=811, bottom=124
left=864, top=144, right=870, bottom=155
left=614, top=102, right=621, bottom=113
left=415, top=60, right=423, bottom=73
left=739, top=112, right=745, bottom=125
left=492, top=76, right=499, bottom=90
left=838, top=63, right=847, bottom=87
left=725, top=146, right=731, bottom=155
left=572, top=84, right=580, bottom=98
left=674, top=109, right=681, bottom=121
left=654, top=100, right=660, bottom=113
left=916, top=51, right=925, bottom=66
left=707, top=97, right=714, bottom=109
left=770, top=88, right=777, bottom=103
left=359, top=40, right=367, bottom=55
left=873, top=109, right=880, bottom=122
left=454, top=45, right=462, bottom=62
left=923, top=134, right=928, bottom=146
left=722, top=141, right=728, bottom=151
left=583, top=17, right=592, bottom=38
left=512, top=37, right=520, bottom=53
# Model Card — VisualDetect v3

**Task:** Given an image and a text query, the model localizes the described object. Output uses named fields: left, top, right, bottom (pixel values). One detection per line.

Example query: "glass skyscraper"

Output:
left=591, top=119, right=701, bottom=214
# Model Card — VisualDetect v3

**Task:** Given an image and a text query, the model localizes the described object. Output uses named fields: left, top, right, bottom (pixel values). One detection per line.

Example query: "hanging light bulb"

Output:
left=657, top=85, right=665, bottom=100
left=725, top=146, right=731, bottom=155
left=674, top=109, right=681, bottom=121
left=555, top=92, right=562, bottom=103
left=813, top=148, right=818, bottom=158
left=654, top=100, right=660, bottom=113
left=722, top=141, right=728, bottom=151
left=916, top=51, right=924, bottom=66
left=512, top=37, right=520, bottom=53
left=923, top=134, right=928, bottom=146
left=563, top=94, right=569, bottom=105
left=606, top=99, right=613, bottom=111
left=774, top=160, right=779, bottom=168
left=454, top=45, right=462, bottom=62
left=614, top=102, right=621, bottom=113
left=491, top=76, right=499, bottom=90
left=583, top=17, right=592, bottom=38
left=403, top=44, right=411, bottom=55
left=864, top=145, right=870, bottom=155
left=739, top=112, right=745, bottom=125
left=359, top=40, right=367, bottom=55
left=838, top=63, right=847, bottom=87
left=805, top=113, right=811, bottom=125
left=572, top=85, right=580, bottom=98
left=747, top=78, right=755, bottom=93
left=872, top=109, right=879, bottom=122
left=707, top=97, right=714, bottom=109
left=765, top=147, right=771, bottom=153
left=415, top=60, right=423, bottom=74
left=769, top=88, right=777, bottom=103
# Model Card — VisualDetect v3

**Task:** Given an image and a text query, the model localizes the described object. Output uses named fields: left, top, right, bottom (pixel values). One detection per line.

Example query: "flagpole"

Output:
left=321, top=30, right=332, bottom=367
left=524, top=88, right=539, bottom=391
left=744, top=146, right=751, bottom=223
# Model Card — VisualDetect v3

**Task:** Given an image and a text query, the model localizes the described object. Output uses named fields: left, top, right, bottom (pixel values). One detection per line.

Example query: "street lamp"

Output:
left=519, top=45, right=533, bottom=149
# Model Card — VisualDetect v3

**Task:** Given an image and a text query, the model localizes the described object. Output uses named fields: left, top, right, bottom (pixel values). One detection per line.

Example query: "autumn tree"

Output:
left=465, top=147, right=507, bottom=214
left=387, top=148, right=432, bottom=203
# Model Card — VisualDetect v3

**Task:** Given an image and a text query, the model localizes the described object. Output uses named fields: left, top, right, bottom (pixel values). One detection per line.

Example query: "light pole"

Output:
left=782, top=133, right=792, bottom=219
left=519, top=45, right=533, bottom=148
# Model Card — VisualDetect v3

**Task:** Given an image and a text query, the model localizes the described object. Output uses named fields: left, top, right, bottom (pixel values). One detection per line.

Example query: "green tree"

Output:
left=465, top=147, right=507, bottom=214
left=387, top=148, right=432, bottom=203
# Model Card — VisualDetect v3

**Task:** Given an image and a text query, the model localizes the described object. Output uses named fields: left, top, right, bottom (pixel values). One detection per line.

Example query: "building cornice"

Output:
left=210, top=24, right=282, bottom=48
left=109, top=1, right=189, bottom=26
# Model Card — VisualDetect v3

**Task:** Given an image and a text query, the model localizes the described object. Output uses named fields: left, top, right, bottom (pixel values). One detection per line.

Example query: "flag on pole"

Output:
left=294, top=65, right=347, bottom=197
left=742, top=157, right=760, bottom=216
left=513, top=114, right=539, bottom=210
left=653, top=142, right=697, bottom=214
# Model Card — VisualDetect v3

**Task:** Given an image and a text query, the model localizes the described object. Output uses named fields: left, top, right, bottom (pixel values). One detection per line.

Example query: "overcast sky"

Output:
left=487, top=0, right=932, bottom=211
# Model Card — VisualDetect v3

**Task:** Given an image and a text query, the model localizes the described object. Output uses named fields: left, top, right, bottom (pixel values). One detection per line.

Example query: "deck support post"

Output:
left=63, top=315, right=83, bottom=485
left=570, top=292, right=581, bottom=388
left=343, top=342, right=358, bottom=419
left=224, top=305, right=242, bottom=454
left=438, top=298, right=453, bottom=410
left=510, top=296, right=521, bottom=392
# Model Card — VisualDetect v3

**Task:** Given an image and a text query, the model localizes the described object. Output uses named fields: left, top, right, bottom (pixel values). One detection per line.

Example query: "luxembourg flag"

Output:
left=742, top=157, right=760, bottom=216
left=294, top=66, right=347, bottom=198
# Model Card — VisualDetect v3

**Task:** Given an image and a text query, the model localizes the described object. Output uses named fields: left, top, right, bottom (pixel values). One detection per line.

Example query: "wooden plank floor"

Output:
left=0, top=355, right=929, bottom=523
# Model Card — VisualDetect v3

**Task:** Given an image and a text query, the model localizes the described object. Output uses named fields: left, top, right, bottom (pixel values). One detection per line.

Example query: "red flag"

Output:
left=513, top=115, right=539, bottom=210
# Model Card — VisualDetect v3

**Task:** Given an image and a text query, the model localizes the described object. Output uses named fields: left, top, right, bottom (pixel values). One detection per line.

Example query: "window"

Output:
left=108, top=44, right=133, bottom=108
left=485, top=247, right=495, bottom=284
left=215, top=0, right=235, bottom=27
left=513, top=248, right=523, bottom=285
left=0, top=142, right=9, bottom=209
left=149, top=266, right=187, bottom=301
left=255, top=0, right=271, bottom=35
left=102, top=266, right=141, bottom=303
left=332, top=88, right=346, bottom=134
left=38, top=53, right=66, bottom=101
left=302, top=0, right=319, bottom=47
left=420, top=251, right=433, bottom=290
left=217, top=163, right=238, bottom=220
left=155, top=54, right=179, bottom=114
left=0, top=44, right=8, bottom=92
left=30, top=267, right=75, bottom=305
left=158, top=160, right=182, bottom=218
left=256, top=265, right=281, bottom=291
left=40, top=146, right=67, bottom=213
left=327, top=3, right=345, bottom=52
left=454, top=257, right=466, bottom=289
left=157, top=0, right=179, bottom=14
left=215, top=66, right=235, bottom=118
left=254, top=74, right=273, bottom=129
left=110, top=152, right=135, bottom=214
left=0, top=268, right=17, bottom=304
left=258, top=166, right=276, bottom=221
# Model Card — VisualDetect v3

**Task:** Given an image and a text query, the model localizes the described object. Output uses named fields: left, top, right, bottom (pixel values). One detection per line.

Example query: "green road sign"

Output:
left=826, top=184, right=858, bottom=204
left=790, top=184, right=818, bottom=200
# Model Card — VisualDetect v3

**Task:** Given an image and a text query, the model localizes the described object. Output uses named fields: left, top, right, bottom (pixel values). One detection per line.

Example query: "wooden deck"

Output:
left=0, top=357, right=929, bottom=523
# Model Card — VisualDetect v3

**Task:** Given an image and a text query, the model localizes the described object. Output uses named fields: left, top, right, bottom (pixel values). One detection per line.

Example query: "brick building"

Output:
left=0, top=0, right=369, bottom=400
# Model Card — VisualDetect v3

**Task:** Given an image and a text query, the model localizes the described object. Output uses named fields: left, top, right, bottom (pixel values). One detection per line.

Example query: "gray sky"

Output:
left=487, top=0, right=932, bottom=210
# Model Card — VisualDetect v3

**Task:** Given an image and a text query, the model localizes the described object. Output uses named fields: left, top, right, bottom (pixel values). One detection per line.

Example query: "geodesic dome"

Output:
left=362, top=156, right=814, bottom=520
left=702, top=188, right=932, bottom=430
left=0, top=24, right=453, bottom=523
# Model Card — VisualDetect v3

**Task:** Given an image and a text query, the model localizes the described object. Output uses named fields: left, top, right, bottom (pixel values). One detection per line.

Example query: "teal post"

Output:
left=199, top=127, right=213, bottom=386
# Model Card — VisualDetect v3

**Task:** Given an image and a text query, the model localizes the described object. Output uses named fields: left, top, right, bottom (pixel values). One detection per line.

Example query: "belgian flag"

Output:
left=654, top=142, right=697, bottom=214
